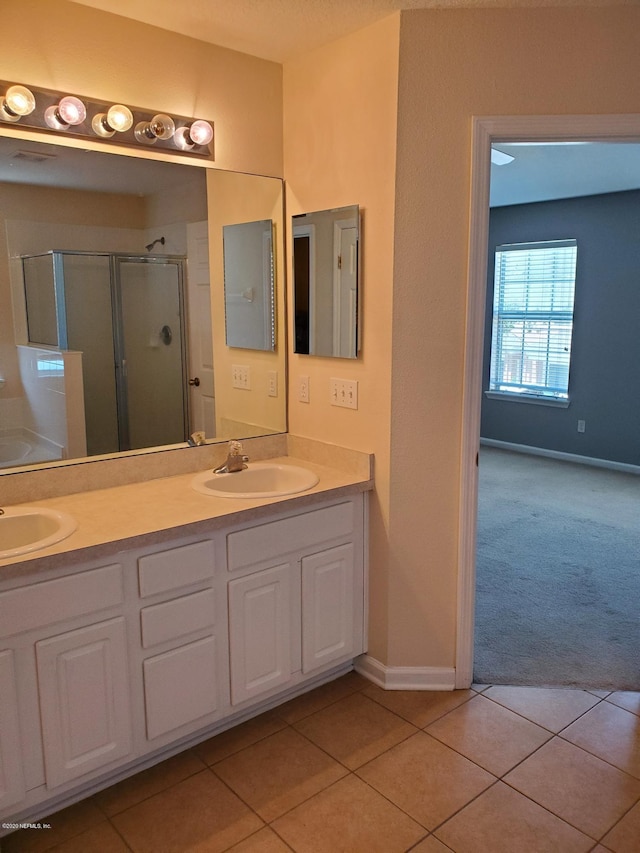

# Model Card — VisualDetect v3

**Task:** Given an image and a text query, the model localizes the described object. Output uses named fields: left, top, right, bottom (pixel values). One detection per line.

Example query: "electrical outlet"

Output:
left=577, top=419, right=586, bottom=433
left=267, top=370, right=278, bottom=397
left=298, top=375, right=310, bottom=403
left=232, top=364, right=251, bottom=390
left=330, top=378, right=358, bottom=410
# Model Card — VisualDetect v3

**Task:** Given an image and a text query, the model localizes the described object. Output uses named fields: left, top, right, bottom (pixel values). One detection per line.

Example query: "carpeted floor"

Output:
left=474, top=447, right=640, bottom=690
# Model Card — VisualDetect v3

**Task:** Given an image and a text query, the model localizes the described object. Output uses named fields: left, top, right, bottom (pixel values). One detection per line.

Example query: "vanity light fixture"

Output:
left=0, top=80, right=214, bottom=159
left=0, top=84, right=36, bottom=122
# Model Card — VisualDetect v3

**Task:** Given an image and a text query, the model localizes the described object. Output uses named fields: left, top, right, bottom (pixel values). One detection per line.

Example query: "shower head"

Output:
left=145, top=236, right=165, bottom=252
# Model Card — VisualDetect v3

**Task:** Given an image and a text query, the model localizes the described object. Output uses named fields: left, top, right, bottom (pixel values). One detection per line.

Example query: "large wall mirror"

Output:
left=0, top=130, right=286, bottom=473
left=292, top=204, right=360, bottom=359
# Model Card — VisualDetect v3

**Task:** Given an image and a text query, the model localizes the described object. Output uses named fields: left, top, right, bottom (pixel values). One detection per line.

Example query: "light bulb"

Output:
left=58, top=96, right=86, bottom=126
left=44, top=96, right=86, bottom=130
left=106, top=104, right=133, bottom=132
left=149, top=113, right=175, bottom=140
left=189, top=120, right=213, bottom=146
left=1, top=85, right=36, bottom=122
left=135, top=113, right=175, bottom=144
left=92, top=104, right=133, bottom=137
left=174, top=121, right=213, bottom=150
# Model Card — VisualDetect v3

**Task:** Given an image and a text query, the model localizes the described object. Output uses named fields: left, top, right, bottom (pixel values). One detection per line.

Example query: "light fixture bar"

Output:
left=0, top=80, right=214, bottom=159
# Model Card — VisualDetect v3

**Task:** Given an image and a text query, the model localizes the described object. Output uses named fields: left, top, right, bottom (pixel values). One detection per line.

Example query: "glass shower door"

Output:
left=113, top=256, right=188, bottom=451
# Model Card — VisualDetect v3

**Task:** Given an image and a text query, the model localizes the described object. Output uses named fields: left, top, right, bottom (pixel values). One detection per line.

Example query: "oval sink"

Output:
left=192, top=462, right=319, bottom=499
left=0, top=506, right=77, bottom=559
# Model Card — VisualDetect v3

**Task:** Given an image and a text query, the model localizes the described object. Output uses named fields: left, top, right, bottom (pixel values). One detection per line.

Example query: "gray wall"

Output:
left=481, top=190, right=640, bottom=466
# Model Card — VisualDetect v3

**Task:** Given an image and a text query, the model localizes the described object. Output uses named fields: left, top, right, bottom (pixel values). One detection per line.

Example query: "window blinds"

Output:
left=490, top=240, right=578, bottom=399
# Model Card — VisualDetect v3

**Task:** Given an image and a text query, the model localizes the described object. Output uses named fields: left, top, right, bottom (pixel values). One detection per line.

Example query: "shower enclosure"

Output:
left=22, top=251, right=189, bottom=456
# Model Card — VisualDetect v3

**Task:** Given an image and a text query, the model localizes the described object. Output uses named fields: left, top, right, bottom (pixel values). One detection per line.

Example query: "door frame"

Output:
left=455, top=113, right=640, bottom=689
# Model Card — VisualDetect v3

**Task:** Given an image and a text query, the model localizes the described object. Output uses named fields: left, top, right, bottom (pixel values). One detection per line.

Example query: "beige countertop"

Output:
left=0, top=454, right=373, bottom=580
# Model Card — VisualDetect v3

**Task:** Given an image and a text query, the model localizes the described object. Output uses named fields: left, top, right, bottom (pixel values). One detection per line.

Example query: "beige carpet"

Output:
left=474, top=447, right=640, bottom=690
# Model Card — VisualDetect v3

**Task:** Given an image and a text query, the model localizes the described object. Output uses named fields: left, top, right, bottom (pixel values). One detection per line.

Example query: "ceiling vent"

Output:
left=11, top=149, right=57, bottom=164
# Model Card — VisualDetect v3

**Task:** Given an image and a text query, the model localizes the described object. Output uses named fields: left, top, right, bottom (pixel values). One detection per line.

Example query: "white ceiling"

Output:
left=5, top=1, right=640, bottom=204
left=69, top=0, right=623, bottom=63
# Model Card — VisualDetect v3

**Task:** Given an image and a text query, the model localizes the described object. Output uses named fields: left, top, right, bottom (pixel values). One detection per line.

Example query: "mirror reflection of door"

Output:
left=292, top=205, right=359, bottom=359
left=333, top=218, right=358, bottom=358
left=115, top=256, right=188, bottom=451
left=186, top=221, right=215, bottom=437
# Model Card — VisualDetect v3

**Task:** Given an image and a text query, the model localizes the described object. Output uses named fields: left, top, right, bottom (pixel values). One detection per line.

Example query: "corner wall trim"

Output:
left=355, top=655, right=456, bottom=691
left=480, top=438, right=640, bottom=475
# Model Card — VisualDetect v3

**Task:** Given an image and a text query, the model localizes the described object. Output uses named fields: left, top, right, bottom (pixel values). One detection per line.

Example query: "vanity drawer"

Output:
left=138, top=540, right=215, bottom=598
left=227, top=501, right=355, bottom=571
left=140, top=589, right=216, bottom=648
left=0, top=564, right=123, bottom=639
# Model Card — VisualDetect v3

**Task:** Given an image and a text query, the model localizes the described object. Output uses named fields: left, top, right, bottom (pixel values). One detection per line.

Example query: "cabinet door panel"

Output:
left=36, top=618, right=132, bottom=789
left=229, top=563, right=292, bottom=704
left=143, top=636, right=219, bottom=740
left=302, top=544, right=354, bottom=673
left=0, top=649, right=26, bottom=811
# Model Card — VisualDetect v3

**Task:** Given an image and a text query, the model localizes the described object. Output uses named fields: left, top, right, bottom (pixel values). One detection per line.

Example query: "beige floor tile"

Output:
left=223, top=826, right=293, bottom=852
left=606, top=691, right=640, bottom=717
left=276, top=672, right=367, bottom=724
left=562, top=701, right=640, bottom=779
left=601, top=801, right=640, bottom=853
left=483, top=685, right=600, bottom=732
left=48, top=821, right=130, bottom=852
left=111, top=769, right=263, bottom=853
left=94, top=749, right=206, bottom=816
left=193, top=711, right=287, bottom=765
left=357, top=730, right=495, bottom=829
left=271, top=774, right=425, bottom=852
left=2, top=798, right=106, bottom=853
left=410, top=837, right=454, bottom=852
left=505, top=737, right=640, bottom=839
left=293, top=692, right=417, bottom=769
left=361, top=684, right=475, bottom=727
left=425, top=694, right=551, bottom=776
left=434, top=781, right=593, bottom=853
left=212, top=726, right=347, bottom=822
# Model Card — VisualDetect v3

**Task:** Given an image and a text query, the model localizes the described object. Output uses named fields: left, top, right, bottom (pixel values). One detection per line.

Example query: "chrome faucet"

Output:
left=213, top=440, right=249, bottom=474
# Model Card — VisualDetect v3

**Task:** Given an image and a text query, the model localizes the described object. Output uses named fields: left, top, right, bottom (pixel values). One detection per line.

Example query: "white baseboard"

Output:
left=355, top=655, right=456, bottom=691
left=480, top=438, right=640, bottom=475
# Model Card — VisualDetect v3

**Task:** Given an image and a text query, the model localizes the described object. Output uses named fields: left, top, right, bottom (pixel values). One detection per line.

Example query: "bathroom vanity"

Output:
left=0, top=450, right=372, bottom=827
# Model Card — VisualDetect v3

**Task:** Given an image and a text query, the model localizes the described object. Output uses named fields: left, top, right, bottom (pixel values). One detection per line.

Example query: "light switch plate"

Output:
left=330, top=378, right=358, bottom=409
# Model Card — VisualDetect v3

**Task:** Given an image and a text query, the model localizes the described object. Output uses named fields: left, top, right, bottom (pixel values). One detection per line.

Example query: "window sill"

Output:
left=484, top=391, right=570, bottom=408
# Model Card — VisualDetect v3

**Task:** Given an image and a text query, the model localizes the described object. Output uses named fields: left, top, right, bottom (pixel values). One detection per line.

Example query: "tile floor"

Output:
left=3, top=674, right=640, bottom=852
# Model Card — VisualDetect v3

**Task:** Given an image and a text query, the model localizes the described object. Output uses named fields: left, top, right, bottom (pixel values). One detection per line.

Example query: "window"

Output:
left=489, top=239, right=577, bottom=402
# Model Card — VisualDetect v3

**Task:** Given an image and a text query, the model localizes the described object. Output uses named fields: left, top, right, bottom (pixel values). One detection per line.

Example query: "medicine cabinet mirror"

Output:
left=292, top=204, right=360, bottom=359
left=0, top=130, right=286, bottom=473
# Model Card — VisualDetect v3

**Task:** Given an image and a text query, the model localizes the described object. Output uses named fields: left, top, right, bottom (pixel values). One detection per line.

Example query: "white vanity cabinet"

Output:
left=0, top=489, right=367, bottom=827
left=0, top=561, right=132, bottom=805
left=0, top=650, right=26, bottom=811
left=226, top=495, right=365, bottom=707
left=135, top=539, right=228, bottom=746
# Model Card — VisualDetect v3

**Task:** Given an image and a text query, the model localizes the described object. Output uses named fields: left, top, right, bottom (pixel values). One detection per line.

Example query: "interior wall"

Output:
left=482, top=190, right=640, bottom=466
left=392, top=6, right=640, bottom=670
left=2, top=0, right=283, bottom=178
left=284, top=14, right=401, bottom=664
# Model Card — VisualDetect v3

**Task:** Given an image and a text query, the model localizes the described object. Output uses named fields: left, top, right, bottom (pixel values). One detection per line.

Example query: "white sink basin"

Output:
left=0, top=506, right=77, bottom=559
left=192, top=462, right=319, bottom=499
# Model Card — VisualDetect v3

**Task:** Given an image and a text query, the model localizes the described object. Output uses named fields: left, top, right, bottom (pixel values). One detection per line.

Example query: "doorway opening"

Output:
left=455, top=114, right=640, bottom=689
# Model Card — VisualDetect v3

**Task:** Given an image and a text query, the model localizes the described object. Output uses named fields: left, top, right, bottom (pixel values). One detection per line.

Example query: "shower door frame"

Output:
left=111, top=253, right=190, bottom=452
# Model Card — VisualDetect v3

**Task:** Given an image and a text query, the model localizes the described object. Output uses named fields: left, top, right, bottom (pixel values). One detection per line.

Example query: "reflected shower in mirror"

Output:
left=292, top=205, right=360, bottom=359
left=223, top=219, right=275, bottom=351
left=0, top=131, right=286, bottom=472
